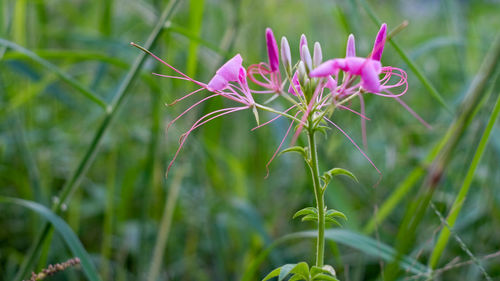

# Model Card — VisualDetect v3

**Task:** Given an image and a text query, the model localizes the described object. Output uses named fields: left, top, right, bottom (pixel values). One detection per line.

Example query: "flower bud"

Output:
left=346, top=34, right=356, bottom=57
left=297, top=60, right=310, bottom=96
left=301, top=44, right=313, bottom=74
left=300, top=34, right=308, bottom=56
left=313, top=42, right=322, bottom=67
left=265, top=28, right=279, bottom=71
left=281, top=36, right=292, bottom=76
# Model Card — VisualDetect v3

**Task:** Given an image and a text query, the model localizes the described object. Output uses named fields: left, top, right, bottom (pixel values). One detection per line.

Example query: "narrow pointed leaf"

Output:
left=0, top=196, right=102, bottom=281
left=0, top=38, right=107, bottom=109
left=279, top=146, right=307, bottom=158
left=324, top=217, right=341, bottom=226
left=326, top=209, right=347, bottom=221
left=289, top=262, right=310, bottom=280
left=323, top=168, right=358, bottom=182
left=262, top=266, right=283, bottom=281
left=301, top=214, right=319, bottom=222
left=293, top=207, right=318, bottom=219
left=277, top=264, right=296, bottom=281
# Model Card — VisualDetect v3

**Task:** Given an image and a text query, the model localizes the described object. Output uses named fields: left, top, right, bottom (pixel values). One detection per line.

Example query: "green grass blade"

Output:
left=13, top=0, right=26, bottom=46
left=186, top=0, right=205, bottom=76
left=2, top=49, right=129, bottom=68
left=147, top=168, right=186, bottom=281
left=364, top=34, right=500, bottom=235
left=168, top=23, right=227, bottom=56
left=429, top=91, right=500, bottom=268
left=363, top=133, right=449, bottom=234
left=358, top=0, right=451, bottom=112
left=12, top=1, right=184, bottom=280
left=384, top=34, right=500, bottom=280
left=0, top=196, right=102, bottom=281
left=0, top=38, right=107, bottom=109
left=99, top=0, right=113, bottom=36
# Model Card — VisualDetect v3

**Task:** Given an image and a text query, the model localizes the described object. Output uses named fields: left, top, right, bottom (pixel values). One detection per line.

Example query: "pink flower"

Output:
left=130, top=43, right=256, bottom=176
left=248, top=28, right=283, bottom=93
left=310, top=24, right=395, bottom=95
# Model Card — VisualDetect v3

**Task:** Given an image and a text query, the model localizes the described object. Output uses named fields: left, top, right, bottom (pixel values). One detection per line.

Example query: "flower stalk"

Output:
left=306, top=122, right=326, bottom=267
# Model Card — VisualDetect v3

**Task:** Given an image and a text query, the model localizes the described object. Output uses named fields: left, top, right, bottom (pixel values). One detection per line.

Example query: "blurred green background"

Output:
left=1, top=0, right=500, bottom=280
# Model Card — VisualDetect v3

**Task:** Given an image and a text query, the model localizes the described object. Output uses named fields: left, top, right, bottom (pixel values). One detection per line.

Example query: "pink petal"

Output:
left=309, top=59, right=342, bottom=77
left=346, top=34, right=356, bottom=57
left=288, top=71, right=302, bottom=96
left=207, top=74, right=228, bottom=91
left=344, top=57, right=366, bottom=75
left=326, top=76, right=337, bottom=91
left=266, top=28, right=280, bottom=72
left=360, top=62, right=381, bottom=93
left=216, top=54, right=243, bottom=82
left=371, top=23, right=387, bottom=61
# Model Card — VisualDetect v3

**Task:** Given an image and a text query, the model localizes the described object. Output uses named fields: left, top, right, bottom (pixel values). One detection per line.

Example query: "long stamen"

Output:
left=166, top=94, right=219, bottom=131
left=394, top=97, right=432, bottom=129
left=359, top=94, right=368, bottom=149
left=131, top=42, right=208, bottom=90
left=323, top=117, right=381, bottom=175
left=166, top=87, right=205, bottom=106
left=251, top=104, right=298, bottom=131
left=337, top=105, right=370, bottom=121
left=166, top=107, right=248, bottom=178
left=265, top=113, right=300, bottom=178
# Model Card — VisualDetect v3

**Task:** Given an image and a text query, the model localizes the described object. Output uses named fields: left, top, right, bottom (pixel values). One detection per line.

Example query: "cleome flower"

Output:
left=130, top=43, right=259, bottom=177
left=131, top=23, right=427, bottom=179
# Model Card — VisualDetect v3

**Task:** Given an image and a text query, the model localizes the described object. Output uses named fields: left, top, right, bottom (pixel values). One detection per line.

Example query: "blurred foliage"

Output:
left=1, top=0, right=500, bottom=280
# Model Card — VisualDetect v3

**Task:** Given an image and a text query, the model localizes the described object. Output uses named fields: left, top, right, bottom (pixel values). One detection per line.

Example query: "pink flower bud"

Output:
left=371, top=23, right=387, bottom=61
left=265, top=28, right=279, bottom=71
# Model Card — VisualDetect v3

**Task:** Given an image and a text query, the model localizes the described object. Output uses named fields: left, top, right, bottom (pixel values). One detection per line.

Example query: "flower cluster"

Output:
left=132, top=23, right=426, bottom=177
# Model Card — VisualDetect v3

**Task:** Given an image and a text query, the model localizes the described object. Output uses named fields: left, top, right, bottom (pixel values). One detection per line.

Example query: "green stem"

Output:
left=307, top=126, right=325, bottom=267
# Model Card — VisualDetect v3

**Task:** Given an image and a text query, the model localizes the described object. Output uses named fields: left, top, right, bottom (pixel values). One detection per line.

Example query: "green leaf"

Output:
left=301, top=214, right=318, bottom=222
left=321, top=265, right=336, bottom=277
left=326, top=209, right=347, bottom=221
left=262, top=266, right=283, bottom=281
left=277, top=264, right=296, bottom=281
left=0, top=196, right=102, bottom=281
left=0, top=38, right=107, bottom=109
left=279, top=146, right=308, bottom=159
left=293, top=207, right=318, bottom=219
left=322, top=168, right=358, bottom=183
left=288, top=274, right=307, bottom=281
left=289, top=262, right=310, bottom=280
left=314, top=125, right=330, bottom=136
left=312, top=273, right=339, bottom=281
left=324, top=217, right=341, bottom=226
left=310, top=266, right=326, bottom=277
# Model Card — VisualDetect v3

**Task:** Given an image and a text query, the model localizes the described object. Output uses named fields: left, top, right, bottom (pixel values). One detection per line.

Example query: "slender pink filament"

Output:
left=323, top=117, right=381, bottom=175
left=166, top=106, right=248, bottom=178
left=395, top=97, right=432, bottom=129
left=265, top=112, right=301, bottom=178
